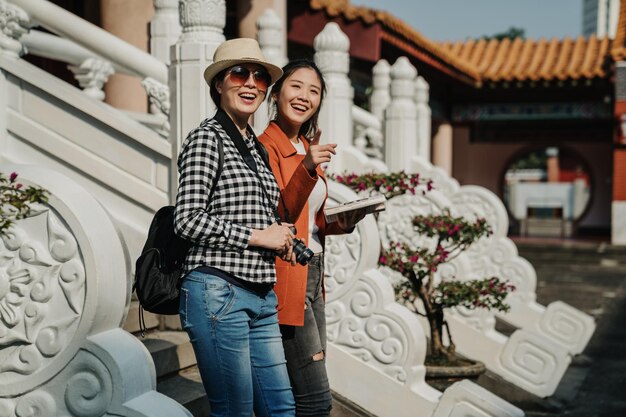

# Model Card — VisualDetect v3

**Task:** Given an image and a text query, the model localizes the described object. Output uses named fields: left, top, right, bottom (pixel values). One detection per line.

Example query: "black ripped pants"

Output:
left=280, top=253, right=333, bottom=417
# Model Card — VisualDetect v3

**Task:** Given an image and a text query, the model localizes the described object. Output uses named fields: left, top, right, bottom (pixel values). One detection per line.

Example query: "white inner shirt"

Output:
left=292, top=139, right=325, bottom=254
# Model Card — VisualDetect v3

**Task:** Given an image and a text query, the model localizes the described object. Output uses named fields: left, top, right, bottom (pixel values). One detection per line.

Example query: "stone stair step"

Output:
left=140, top=330, right=196, bottom=379
left=157, top=367, right=210, bottom=417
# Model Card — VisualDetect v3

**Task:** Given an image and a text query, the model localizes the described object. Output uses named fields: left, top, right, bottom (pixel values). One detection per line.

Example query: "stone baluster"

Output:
left=370, top=59, right=390, bottom=121
left=0, top=0, right=30, bottom=58
left=150, top=0, right=181, bottom=64
left=313, top=22, right=354, bottom=173
left=169, top=0, right=226, bottom=201
left=384, top=57, right=418, bottom=172
left=254, top=8, right=287, bottom=134
left=68, top=57, right=114, bottom=101
left=415, top=75, right=431, bottom=161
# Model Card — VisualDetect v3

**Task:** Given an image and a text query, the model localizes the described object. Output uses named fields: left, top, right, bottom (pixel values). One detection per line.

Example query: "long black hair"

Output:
left=269, top=59, right=326, bottom=140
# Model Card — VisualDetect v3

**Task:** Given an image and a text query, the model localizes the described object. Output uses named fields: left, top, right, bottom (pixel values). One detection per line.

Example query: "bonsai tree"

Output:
left=379, top=210, right=515, bottom=365
left=0, top=171, right=48, bottom=236
left=333, top=171, right=515, bottom=366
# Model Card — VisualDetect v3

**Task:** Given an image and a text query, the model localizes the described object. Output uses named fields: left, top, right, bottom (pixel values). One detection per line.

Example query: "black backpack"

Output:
left=134, top=134, right=223, bottom=329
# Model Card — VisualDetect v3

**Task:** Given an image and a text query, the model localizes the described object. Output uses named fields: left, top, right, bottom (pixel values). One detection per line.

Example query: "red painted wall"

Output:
left=452, top=126, right=613, bottom=230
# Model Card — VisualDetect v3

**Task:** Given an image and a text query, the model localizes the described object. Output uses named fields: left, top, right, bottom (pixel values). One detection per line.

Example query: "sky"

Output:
left=350, top=0, right=584, bottom=42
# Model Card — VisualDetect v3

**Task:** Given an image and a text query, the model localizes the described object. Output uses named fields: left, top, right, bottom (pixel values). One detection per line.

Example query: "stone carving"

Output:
left=0, top=164, right=191, bottom=416
left=142, top=76, right=171, bottom=117
left=0, top=0, right=30, bottom=57
left=324, top=181, right=523, bottom=416
left=313, top=22, right=349, bottom=76
left=0, top=207, right=84, bottom=388
left=178, top=0, right=225, bottom=42
left=68, top=57, right=114, bottom=101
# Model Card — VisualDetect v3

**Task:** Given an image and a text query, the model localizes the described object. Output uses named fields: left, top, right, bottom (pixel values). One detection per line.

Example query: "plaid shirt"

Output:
left=174, top=116, right=280, bottom=283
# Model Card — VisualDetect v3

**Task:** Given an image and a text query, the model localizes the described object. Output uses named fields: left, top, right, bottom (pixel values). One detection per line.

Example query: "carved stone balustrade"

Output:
left=0, top=164, right=191, bottom=417
left=323, top=181, right=523, bottom=417
left=373, top=155, right=596, bottom=397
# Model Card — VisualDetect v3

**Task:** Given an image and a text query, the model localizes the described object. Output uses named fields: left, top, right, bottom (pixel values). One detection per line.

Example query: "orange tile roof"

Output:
left=439, top=36, right=611, bottom=82
left=309, top=0, right=482, bottom=85
left=308, top=0, right=614, bottom=84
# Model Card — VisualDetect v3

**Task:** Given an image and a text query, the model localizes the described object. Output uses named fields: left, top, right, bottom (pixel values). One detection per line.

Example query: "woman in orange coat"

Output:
left=259, top=59, right=364, bottom=417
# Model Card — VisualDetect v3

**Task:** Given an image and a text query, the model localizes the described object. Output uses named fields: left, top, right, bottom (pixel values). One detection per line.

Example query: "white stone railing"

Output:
left=372, top=156, right=596, bottom=397
left=0, top=164, right=191, bottom=417
left=2, top=0, right=170, bottom=121
left=352, top=104, right=384, bottom=159
left=324, top=182, right=523, bottom=417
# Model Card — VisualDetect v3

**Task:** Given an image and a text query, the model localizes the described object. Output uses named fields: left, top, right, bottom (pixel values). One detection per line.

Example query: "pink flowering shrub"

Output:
left=0, top=172, right=48, bottom=235
left=331, top=171, right=433, bottom=199
left=379, top=210, right=516, bottom=365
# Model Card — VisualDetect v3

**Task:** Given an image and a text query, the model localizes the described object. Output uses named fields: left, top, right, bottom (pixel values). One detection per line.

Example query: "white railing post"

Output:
left=0, top=0, right=30, bottom=58
left=314, top=22, right=354, bottom=173
left=150, top=0, right=181, bottom=64
left=370, top=59, right=390, bottom=121
left=384, top=57, right=418, bottom=172
left=254, top=8, right=286, bottom=134
left=169, top=0, right=225, bottom=201
left=415, top=75, right=431, bottom=161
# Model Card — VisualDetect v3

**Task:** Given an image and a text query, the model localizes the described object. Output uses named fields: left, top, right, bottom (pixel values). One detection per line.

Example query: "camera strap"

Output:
left=214, top=110, right=290, bottom=225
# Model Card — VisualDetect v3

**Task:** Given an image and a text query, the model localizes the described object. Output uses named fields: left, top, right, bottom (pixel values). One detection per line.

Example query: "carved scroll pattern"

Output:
left=0, top=207, right=85, bottom=389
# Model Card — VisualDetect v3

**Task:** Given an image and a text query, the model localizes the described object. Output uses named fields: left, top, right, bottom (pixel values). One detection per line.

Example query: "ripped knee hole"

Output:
left=312, top=351, right=325, bottom=361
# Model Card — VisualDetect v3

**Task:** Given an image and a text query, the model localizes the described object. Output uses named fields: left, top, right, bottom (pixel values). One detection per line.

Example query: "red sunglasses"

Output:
left=227, top=66, right=271, bottom=91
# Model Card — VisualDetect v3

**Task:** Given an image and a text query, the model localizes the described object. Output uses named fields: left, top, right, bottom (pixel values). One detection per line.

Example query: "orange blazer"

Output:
left=259, top=122, right=346, bottom=326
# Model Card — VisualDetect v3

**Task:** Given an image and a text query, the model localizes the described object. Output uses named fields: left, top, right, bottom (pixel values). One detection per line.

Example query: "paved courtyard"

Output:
left=516, top=240, right=626, bottom=417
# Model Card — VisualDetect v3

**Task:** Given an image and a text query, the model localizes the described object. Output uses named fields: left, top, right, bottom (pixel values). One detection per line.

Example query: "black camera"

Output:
left=289, top=226, right=314, bottom=266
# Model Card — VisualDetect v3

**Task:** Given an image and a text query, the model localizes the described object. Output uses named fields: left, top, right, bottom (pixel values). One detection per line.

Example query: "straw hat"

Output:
left=203, top=38, right=283, bottom=87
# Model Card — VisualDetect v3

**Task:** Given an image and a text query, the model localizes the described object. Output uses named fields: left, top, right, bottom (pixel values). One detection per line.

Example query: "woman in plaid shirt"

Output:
left=174, top=39, right=296, bottom=417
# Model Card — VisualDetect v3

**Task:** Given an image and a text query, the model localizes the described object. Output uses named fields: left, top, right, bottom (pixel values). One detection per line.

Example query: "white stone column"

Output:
left=370, top=59, right=390, bottom=121
left=254, top=8, right=287, bottom=134
left=384, top=57, right=417, bottom=172
left=169, top=0, right=225, bottom=201
left=150, top=0, right=181, bottom=64
left=415, top=75, right=431, bottom=161
left=314, top=22, right=354, bottom=173
left=432, top=122, right=453, bottom=176
left=0, top=0, right=30, bottom=58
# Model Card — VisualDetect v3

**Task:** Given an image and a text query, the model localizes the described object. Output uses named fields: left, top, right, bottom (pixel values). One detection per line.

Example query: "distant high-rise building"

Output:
left=583, top=0, right=620, bottom=37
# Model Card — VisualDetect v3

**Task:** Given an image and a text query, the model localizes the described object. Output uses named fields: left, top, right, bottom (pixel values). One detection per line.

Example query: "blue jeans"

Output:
left=280, top=254, right=333, bottom=417
left=179, top=270, right=295, bottom=417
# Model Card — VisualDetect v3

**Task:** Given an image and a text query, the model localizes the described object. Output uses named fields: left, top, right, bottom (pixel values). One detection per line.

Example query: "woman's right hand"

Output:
left=249, top=222, right=295, bottom=252
left=302, top=130, right=337, bottom=174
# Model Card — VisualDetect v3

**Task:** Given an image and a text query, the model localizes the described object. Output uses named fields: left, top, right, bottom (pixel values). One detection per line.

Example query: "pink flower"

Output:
left=15, top=183, right=23, bottom=189
left=9, top=172, right=17, bottom=182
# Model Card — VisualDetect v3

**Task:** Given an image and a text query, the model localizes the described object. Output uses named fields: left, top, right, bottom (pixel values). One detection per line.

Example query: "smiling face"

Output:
left=273, top=67, right=322, bottom=137
left=215, top=63, right=268, bottom=127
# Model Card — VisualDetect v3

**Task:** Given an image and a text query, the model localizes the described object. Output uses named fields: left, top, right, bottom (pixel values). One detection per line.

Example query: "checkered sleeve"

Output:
left=174, top=126, right=251, bottom=250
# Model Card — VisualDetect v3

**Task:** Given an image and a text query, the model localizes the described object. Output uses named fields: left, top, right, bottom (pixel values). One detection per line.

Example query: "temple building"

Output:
left=34, top=0, right=626, bottom=243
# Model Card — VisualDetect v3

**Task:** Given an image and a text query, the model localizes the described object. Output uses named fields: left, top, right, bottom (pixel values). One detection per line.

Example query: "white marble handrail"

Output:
left=22, top=29, right=150, bottom=79
left=9, top=0, right=167, bottom=83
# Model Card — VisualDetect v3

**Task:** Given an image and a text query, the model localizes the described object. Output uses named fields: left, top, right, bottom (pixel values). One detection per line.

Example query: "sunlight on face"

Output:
left=274, top=67, right=322, bottom=131
left=216, top=63, right=268, bottom=125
